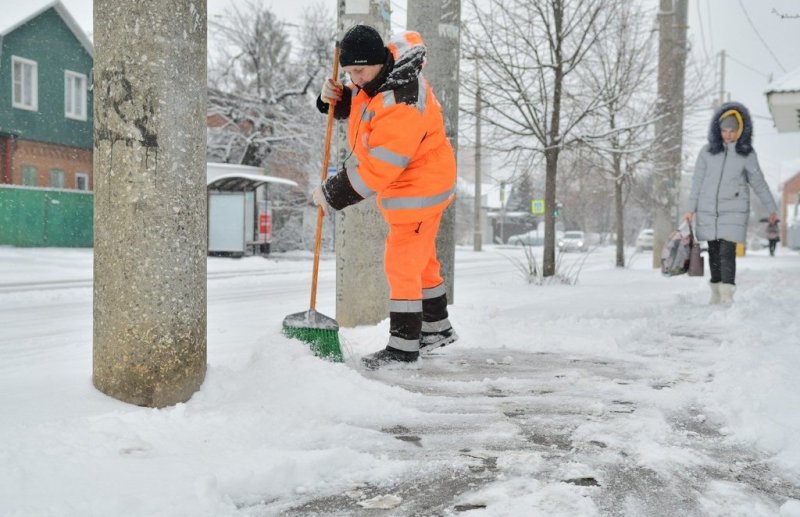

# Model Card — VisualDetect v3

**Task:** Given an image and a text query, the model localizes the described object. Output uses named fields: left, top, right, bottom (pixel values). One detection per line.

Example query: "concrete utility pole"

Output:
left=407, top=0, right=461, bottom=301
left=93, top=0, right=207, bottom=407
left=334, top=0, right=392, bottom=327
left=652, top=0, right=688, bottom=268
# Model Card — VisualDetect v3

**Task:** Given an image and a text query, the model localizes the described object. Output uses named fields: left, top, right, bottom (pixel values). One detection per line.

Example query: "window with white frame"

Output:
left=65, top=71, right=87, bottom=120
left=75, top=172, right=89, bottom=191
left=12, top=56, right=38, bottom=111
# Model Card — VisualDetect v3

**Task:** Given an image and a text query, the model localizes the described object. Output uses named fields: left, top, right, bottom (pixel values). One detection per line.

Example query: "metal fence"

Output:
left=0, top=185, right=93, bottom=247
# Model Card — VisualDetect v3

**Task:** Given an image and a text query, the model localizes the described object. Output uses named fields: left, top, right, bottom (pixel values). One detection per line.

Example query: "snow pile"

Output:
left=1, top=245, right=799, bottom=515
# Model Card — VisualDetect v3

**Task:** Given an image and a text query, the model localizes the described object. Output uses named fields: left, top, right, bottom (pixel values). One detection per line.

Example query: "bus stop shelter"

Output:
left=207, top=163, right=298, bottom=257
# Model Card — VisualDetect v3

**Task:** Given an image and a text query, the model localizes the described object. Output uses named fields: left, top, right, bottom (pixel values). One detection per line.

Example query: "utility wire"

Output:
left=726, top=53, right=772, bottom=79
left=695, top=0, right=710, bottom=62
left=705, top=0, right=715, bottom=54
left=736, top=0, right=787, bottom=73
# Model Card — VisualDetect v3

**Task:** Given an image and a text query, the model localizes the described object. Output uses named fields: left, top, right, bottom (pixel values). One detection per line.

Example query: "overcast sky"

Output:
left=4, top=0, right=799, bottom=189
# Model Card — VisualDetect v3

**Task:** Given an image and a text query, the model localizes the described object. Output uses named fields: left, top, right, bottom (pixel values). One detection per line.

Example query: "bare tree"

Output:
left=461, top=0, right=616, bottom=276
left=206, top=1, right=336, bottom=252
left=577, top=1, right=658, bottom=267
left=207, top=0, right=334, bottom=190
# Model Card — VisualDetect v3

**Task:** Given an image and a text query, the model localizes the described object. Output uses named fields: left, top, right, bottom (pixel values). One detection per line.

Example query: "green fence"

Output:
left=0, top=185, right=93, bottom=247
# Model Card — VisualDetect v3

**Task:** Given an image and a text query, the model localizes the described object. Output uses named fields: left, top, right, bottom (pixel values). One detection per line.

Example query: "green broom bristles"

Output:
left=282, top=326, right=343, bottom=362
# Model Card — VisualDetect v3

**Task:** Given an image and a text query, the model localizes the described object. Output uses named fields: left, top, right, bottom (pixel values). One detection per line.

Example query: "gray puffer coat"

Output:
left=687, top=102, right=777, bottom=243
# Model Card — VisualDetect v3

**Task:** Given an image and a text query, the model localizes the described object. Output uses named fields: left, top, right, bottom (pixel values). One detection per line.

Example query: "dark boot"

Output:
left=420, top=289, right=458, bottom=352
left=361, top=347, right=419, bottom=370
left=361, top=307, right=421, bottom=370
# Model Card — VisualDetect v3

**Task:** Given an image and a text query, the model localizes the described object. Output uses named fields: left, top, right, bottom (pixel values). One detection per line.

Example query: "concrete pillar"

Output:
left=407, top=0, right=461, bottom=302
left=652, top=0, right=687, bottom=268
left=93, top=0, right=207, bottom=407
left=334, top=0, right=392, bottom=327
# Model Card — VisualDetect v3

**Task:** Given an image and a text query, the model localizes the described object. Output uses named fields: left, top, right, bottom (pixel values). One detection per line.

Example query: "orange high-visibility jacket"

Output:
left=319, top=31, right=456, bottom=225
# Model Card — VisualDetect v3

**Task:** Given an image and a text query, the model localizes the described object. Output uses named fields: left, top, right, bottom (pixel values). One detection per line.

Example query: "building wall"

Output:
left=782, top=171, right=800, bottom=243
left=0, top=8, right=94, bottom=150
left=11, top=139, right=92, bottom=189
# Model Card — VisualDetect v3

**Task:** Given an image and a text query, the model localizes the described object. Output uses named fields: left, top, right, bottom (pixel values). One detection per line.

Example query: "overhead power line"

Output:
left=736, top=0, right=787, bottom=73
left=726, top=53, right=771, bottom=79
left=695, top=0, right=710, bottom=61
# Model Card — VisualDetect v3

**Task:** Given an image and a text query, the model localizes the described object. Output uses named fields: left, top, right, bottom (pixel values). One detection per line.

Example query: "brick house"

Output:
left=0, top=1, right=93, bottom=190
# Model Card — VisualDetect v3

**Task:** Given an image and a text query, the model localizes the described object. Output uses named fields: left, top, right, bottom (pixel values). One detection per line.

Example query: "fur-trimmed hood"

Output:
left=707, top=101, right=754, bottom=156
left=361, top=31, right=427, bottom=98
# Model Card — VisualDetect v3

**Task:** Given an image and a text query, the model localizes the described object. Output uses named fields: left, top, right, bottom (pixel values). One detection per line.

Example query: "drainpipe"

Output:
left=2, top=135, right=12, bottom=184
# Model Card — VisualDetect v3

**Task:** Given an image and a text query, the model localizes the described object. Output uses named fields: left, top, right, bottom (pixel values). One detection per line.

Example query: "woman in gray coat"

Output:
left=683, top=101, right=778, bottom=304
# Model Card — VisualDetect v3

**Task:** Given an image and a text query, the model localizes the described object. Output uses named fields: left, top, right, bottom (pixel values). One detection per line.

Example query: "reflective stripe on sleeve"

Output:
left=369, top=146, right=411, bottom=168
left=347, top=166, right=376, bottom=198
left=389, top=299, right=423, bottom=313
left=381, top=186, right=455, bottom=211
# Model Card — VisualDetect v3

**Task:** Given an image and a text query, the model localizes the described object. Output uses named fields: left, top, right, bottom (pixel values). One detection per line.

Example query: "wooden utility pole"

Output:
left=652, top=0, right=688, bottom=268
left=718, top=49, right=727, bottom=106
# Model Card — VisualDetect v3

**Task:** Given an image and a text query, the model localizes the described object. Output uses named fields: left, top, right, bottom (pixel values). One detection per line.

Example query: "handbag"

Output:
left=688, top=224, right=704, bottom=277
left=661, top=222, right=692, bottom=276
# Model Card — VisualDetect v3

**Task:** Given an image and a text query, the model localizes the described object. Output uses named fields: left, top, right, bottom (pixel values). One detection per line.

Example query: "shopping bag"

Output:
left=688, top=225, right=704, bottom=277
left=661, top=221, right=692, bottom=276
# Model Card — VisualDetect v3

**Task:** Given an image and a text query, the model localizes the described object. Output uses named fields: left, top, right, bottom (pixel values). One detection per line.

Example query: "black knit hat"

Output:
left=339, top=24, right=387, bottom=67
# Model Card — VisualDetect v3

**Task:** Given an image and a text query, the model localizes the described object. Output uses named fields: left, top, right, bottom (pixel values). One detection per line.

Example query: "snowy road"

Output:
left=1, top=245, right=800, bottom=516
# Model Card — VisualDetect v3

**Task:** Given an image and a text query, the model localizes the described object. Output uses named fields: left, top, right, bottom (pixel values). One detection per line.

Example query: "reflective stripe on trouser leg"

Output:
left=422, top=284, right=449, bottom=332
left=387, top=306, right=422, bottom=352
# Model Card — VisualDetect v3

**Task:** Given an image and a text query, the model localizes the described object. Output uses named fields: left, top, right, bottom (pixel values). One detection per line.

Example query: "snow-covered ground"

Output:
left=1, top=244, right=799, bottom=516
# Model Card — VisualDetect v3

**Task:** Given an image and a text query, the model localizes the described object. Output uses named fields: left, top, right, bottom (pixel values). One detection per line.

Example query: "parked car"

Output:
left=558, top=231, right=587, bottom=252
left=507, top=229, right=542, bottom=246
left=635, top=228, right=654, bottom=251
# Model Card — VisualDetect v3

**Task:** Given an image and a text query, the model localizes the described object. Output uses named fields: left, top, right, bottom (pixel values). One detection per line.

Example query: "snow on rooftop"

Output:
left=766, top=67, right=800, bottom=94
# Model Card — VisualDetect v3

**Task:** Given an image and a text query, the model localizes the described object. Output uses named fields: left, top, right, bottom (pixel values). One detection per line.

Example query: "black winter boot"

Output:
left=361, top=347, right=419, bottom=370
left=420, top=288, right=458, bottom=352
left=361, top=306, right=422, bottom=370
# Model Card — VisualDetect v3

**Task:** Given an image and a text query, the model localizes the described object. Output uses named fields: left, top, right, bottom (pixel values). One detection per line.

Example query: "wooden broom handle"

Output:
left=310, top=43, right=340, bottom=311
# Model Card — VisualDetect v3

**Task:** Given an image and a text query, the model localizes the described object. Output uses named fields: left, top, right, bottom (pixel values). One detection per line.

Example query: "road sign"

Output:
left=531, top=199, right=545, bottom=215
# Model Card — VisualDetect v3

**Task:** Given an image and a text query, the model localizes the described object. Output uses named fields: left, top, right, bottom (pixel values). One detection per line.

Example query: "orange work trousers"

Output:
left=384, top=211, right=444, bottom=302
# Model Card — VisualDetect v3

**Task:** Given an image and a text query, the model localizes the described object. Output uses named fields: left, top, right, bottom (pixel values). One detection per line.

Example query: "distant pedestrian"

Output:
left=313, top=25, right=458, bottom=369
left=683, top=101, right=778, bottom=305
left=766, top=219, right=780, bottom=257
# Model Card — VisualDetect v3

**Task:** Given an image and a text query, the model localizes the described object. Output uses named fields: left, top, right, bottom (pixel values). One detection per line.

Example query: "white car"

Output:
left=636, top=229, right=654, bottom=251
left=558, top=231, right=587, bottom=252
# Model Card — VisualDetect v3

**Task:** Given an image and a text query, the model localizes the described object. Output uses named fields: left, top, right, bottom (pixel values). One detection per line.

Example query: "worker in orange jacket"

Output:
left=313, top=25, right=458, bottom=369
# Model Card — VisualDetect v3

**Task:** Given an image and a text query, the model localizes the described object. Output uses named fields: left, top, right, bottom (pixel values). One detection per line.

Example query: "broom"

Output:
left=282, top=42, right=343, bottom=362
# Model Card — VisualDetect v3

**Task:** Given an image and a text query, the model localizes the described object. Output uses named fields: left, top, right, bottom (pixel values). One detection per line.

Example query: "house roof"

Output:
left=0, top=1, right=93, bottom=58
left=766, top=67, right=800, bottom=94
